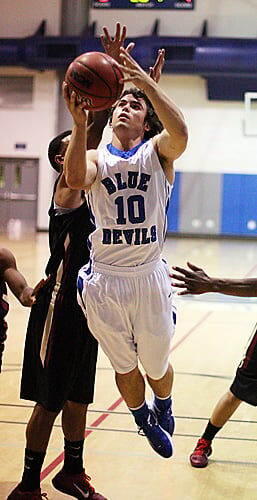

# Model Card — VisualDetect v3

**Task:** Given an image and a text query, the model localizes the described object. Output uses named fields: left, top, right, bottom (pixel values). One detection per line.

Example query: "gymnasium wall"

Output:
left=0, top=0, right=62, bottom=230
left=0, top=0, right=256, bottom=233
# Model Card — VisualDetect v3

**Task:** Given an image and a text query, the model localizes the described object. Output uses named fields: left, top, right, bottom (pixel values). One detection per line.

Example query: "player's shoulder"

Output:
left=0, top=248, right=16, bottom=276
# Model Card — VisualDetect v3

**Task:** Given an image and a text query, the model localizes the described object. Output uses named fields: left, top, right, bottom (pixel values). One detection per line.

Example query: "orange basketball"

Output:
left=65, top=51, right=124, bottom=111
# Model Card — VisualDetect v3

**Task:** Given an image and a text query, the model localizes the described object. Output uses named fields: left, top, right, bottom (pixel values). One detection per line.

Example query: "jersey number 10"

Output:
left=115, top=195, right=146, bottom=224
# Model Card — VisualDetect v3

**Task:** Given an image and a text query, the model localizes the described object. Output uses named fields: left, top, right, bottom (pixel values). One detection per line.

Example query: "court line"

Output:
left=244, top=262, right=257, bottom=278
left=40, top=396, right=123, bottom=481
left=170, top=311, right=213, bottom=352
left=6, top=297, right=252, bottom=480
left=1, top=422, right=257, bottom=444
left=1, top=411, right=257, bottom=425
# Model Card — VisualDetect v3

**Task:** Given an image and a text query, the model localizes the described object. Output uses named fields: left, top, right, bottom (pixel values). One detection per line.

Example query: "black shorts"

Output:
left=20, top=280, right=98, bottom=412
left=230, top=323, right=257, bottom=406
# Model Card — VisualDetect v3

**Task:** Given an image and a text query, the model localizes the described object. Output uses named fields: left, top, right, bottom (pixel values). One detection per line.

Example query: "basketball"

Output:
left=65, top=51, right=124, bottom=111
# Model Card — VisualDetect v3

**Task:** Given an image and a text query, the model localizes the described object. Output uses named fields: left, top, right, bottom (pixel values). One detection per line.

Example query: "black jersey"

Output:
left=45, top=176, right=95, bottom=295
left=0, top=279, right=9, bottom=372
left=20, top=176, right=98, bottom=410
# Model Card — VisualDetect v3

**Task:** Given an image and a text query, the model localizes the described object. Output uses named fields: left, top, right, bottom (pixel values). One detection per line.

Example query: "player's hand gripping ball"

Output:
left=65, top=51, right=124, bottom=111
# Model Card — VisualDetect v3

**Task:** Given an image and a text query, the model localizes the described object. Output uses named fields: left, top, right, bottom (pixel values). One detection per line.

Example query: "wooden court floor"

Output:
left=0, top=232, right=256, bottom=500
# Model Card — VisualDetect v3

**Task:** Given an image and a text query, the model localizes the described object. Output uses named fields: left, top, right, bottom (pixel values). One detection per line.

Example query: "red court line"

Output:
left=171, top=311, right=213, bottom=352
left=244, top=263, right=257, bottom=278
left=41, top=397, right=123, bottom=481
left=41, top=310, right=212, bottom=481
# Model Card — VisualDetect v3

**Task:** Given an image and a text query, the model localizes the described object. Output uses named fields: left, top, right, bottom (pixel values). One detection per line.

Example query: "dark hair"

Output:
left=48, top=130, right=71, bottom=172
left=109, top=87, right=163, bottom=139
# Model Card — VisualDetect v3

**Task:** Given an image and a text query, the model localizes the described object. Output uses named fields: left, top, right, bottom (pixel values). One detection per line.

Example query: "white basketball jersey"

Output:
left=88, top=139, right=172, bottom=266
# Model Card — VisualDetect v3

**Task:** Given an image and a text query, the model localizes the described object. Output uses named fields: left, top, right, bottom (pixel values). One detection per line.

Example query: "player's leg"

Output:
left=7, top=404, right=58, bottom=499
left=135, top=260, right=176, bottom=440
left=190, top=390, right=241, bottom=468
left=190, top=324, right=257, bottom=468
left=116, top=366, right=173, bottom=458
left=78, top=264, right=173, bottom=459
left=115, top=366, right=146, bottom=408
left=52, top=401, right=106, bottom=500
left=62, top=401, right=88, bottom=474
left=8, top=289, right=59, bottom=499
left=146, top=363, right=175, bottom=437
left=50, top=308, right=106, bottom=500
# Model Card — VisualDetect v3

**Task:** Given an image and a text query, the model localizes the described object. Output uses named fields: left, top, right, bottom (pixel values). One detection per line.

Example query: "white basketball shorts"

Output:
left=77, top=258, right=176, bottom=379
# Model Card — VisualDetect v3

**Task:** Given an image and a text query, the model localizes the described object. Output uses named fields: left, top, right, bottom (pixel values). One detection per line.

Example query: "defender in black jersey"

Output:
left=0, top=248, right=36, bottom=372
left=7, top=126, right=108, bottom=500
left=171, top=262, right=257, bottom=468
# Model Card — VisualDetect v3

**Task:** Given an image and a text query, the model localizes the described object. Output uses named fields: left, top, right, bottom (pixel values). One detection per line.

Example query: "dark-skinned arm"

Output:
left=171, top=262, right=257, bottom=297
left=0, top=248, right=38, bottom=306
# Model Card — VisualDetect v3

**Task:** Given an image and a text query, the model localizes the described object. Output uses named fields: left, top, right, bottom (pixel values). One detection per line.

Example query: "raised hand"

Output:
left=118, top=47, right=153, bottom=92
left=62, top=82, right=88, bottom=127
left=149, top=49, right=165, bottom=83
left=170, top=262, right=214, bottom=296
left=101, top=22, right=134, bottom=63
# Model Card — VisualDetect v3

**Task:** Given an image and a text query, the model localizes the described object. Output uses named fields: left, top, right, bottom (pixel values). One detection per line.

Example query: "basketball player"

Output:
left=171, top=261, right=257, bottom=467
left=7, top=127, right=107, bottom=500
left=62, top=46, right=188, bottom=459
left=8, top=26, right=166, bottom=499
left=0, top=247, right=38, bottom=373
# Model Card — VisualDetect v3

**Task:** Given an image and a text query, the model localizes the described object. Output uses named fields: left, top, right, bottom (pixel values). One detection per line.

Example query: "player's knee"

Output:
left=227, top=390, right=242, bottom=405
left=63, top=400, right=88, bottom=417
left=34, top=403, right=59, bottom=422
left=143, top=363, right=168, bottom=381
left=115, top=366, right=141, bottom=384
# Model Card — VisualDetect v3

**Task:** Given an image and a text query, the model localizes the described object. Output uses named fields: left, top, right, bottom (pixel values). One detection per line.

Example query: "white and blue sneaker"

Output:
left=153, top=399, right=175, bottom=437
left=137, top=409, right=173, bottom=458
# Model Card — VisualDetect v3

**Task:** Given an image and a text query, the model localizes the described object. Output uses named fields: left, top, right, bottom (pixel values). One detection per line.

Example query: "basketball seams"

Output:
left=100, top=53, right=123, bottom=99
left=66, top=76, right=112, bottom=99
left=66, top=68, right=111, bottom=99
left=76, top=60, right=113, bottom=97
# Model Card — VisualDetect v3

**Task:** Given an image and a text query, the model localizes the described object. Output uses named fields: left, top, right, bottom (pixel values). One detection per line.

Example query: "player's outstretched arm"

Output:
left=85, top=23, right=135, bottom=150
left=0, top=248, right=35, bottom=306
left=118, top=47, right=188, bottom=182
left=171, top=262, right=257, bottom=297
left=101, top=22, right=163, bottom=83
left=62, top=82, right=97, bottom=190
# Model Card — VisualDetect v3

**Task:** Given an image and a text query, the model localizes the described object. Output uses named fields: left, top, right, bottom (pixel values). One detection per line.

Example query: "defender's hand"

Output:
left=170, top=262, right=214, bottom=296
left=101, top=22, right=134, bottom=63
left=149, top=49, right=165, bottom=83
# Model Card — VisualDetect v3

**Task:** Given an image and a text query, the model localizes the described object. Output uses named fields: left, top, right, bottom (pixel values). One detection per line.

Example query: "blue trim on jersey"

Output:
left=77, top=275, right=87, bottom=311
left=87, top=197, right=95, bottom=226
left=163, top=181, right=172, bottom=241
left=77, top=276, right=84, bottom=298
left=107, top=139, right=147, bottom=159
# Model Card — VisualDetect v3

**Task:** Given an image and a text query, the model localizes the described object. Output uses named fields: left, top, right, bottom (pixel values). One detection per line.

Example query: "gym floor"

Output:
left=0, top=232, right=256, bottom=500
